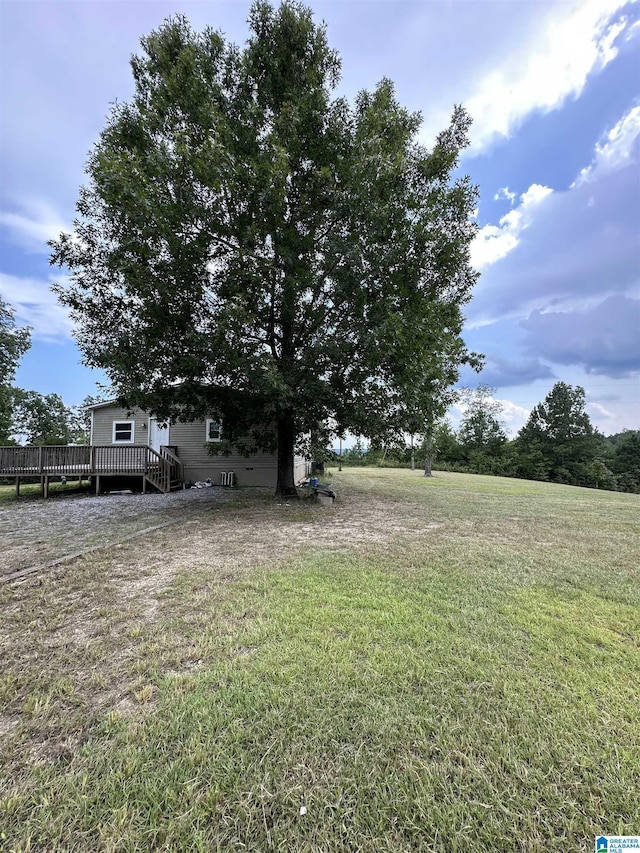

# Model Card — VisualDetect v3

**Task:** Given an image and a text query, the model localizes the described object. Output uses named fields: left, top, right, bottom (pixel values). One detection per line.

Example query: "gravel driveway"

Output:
left=0, top=487, right=237, bottom=577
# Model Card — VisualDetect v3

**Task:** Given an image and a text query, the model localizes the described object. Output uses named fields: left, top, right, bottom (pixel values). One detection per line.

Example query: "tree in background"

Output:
left=0, top=295, right=92, bottom=447
left=506, top=440, right=549, bottom=482
left=585, top=457, right=617, bottom=492
left=3, top=389, right=103, bottom=447
left=432, top=419, right=464, bottom=467
left=0, top=296, right=30, bottom=385
left=50, top=2, right=480, bottom=497
left=71, top=395, right=109, bottom=445
left=606, top=430, right=640, bottom=493
left=10, top=391, right=78, bottom=446
left=417, top=418, right=461, bottom=475
left=517, top=382, right=599, bottom=484
left=340, top=438, right=369, bottom=467
left=0, top=296, right=31, bottom=443
left=457, top=384, right=507, bottom=473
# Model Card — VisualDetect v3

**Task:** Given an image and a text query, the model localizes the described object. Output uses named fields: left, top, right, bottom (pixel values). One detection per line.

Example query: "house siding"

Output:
left=170, top=420, right=272, bottom=486
left=91, top=405, right=148, bottom=446
left=90, top=405, right=306, bottom=488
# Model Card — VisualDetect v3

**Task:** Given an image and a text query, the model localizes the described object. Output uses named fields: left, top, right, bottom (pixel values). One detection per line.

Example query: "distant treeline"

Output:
left=337, top=383, right=640, bottom=494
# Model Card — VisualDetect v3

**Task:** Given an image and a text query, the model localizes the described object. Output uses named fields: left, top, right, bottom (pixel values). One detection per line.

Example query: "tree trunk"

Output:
left=424, top=439, right=433, bottom=477
left=275, top=409, right=299, bottom=499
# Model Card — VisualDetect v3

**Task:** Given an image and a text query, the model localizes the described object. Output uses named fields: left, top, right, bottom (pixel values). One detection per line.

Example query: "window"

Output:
left=205, top=419, right=222, bottom=442
left=113, top=421, right=135, bottom=443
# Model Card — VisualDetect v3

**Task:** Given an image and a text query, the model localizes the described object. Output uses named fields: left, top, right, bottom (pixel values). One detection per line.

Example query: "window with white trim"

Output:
left=205, top=419, right=222, bottom=442
left=112, top=420, right=135, bottom=443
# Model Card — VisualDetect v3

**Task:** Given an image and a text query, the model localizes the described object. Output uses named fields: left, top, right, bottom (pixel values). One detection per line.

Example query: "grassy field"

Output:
left=1, top=469, right=638, bottom=851
left=0, top=480, right=92, bottom=504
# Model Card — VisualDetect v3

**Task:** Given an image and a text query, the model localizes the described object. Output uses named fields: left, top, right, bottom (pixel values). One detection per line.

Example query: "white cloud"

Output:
left=465, top=0, right=633, bottom=153
left=469, top=226, right=519, bottom=271
left=0, top=199, right=69, bottom=254
left=496, top=399, right=530, bottom=435
left=470, top=183, right=553, bottom=270
left=520, top=185, right=554, bottom=207
left=626, top=19, right=640, bottom=40
left=467, top=97, right=640, bottom=328
left=573, top=104, right=640, bottom=185
left=587, top=401, right=615, bottom=419
left=494, top=187, right=516, bottom=205
left=448, top=395, right=530, bottom=437
left=467, top=164, right=640, bottom=329
left=0, top=272, right=73, bottom=341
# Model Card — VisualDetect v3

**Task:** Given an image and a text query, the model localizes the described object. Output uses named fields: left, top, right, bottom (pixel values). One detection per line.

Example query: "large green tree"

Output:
left=10, top=390, right=78, bottom=446
left=0, top=296, right=31, bottom=443
left=517, top=382, right=598, bottom=484
left=457, top=384, right=507, bottom=471
left=50, top=2, right=480, bottom=497
left=606, top=429, right=640, bottom=493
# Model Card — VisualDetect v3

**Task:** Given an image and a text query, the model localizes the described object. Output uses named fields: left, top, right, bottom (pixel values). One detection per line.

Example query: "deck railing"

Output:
left=0, top=445, right=92, bottom=475
left=93, top=445, right=148, bottom=474
left=0, top=445, right=183, bottom=492
left=161, top=446, right=184, bottom=486
left=144, top=447, right=168, bottom=493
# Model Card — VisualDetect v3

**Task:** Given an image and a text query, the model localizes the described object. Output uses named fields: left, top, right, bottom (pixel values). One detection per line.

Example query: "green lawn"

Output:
left=0, top=479, right=91, bottom=504
left=1, top=469, right=638, bottom=851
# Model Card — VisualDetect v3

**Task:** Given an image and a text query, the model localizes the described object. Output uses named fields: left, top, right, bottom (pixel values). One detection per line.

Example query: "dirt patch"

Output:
left=0, top=486, right=239, bottom=577
left=0, top=483, right=444, bottom=776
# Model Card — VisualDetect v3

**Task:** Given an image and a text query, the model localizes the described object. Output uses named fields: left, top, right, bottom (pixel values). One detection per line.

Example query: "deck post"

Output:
left=90, top=445, right=96, bottom=473
left=95, top=475, right=100, bottom=496
left=38, top=446, right=43, bottom=474
left=16, top=477, right=20, bottom=497
left=142, top=475, right=146, bottom=494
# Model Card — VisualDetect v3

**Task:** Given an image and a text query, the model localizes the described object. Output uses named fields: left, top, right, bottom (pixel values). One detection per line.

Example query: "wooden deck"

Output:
left=0, top=445, right=184, bottom=497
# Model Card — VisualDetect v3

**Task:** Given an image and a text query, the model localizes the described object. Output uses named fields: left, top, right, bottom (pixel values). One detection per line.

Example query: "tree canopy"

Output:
left=457, top=384, right=507, bottom=466
left=605, top=429, right=640, bottom=493
left=0, top=296, right=31, bottom=443
left=8, top=390, right=89, bottom=446
left=517, top=382, right=598, bottom=483
left=50, top=1, right=480, bottom=496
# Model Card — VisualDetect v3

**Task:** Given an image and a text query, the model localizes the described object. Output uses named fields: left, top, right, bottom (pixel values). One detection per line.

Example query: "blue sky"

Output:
left=1, top=0, right=639, bottom=436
